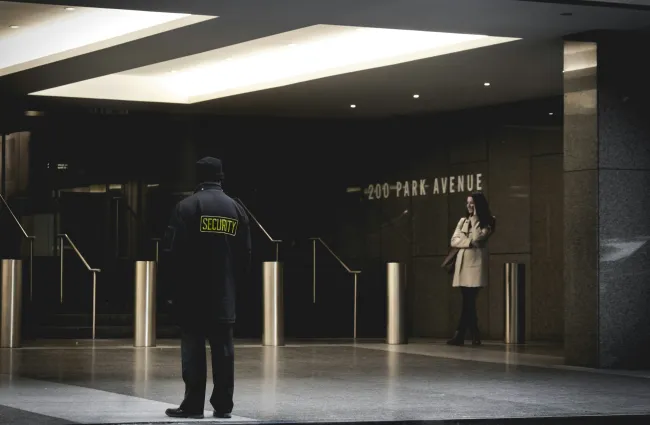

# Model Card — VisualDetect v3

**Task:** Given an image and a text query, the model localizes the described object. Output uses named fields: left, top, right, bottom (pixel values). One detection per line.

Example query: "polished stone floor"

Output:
left=1, top=339, right=650, bottom=424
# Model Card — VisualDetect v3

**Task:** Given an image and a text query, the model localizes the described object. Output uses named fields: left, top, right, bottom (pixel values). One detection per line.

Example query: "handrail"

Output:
left=112, top=197, right=161, bottom=262
left=0, top=193, right=35, bottom=301
left=113, top=196, right=152, bottom=259
left=235, top=198, right=282, bottom=261
left=152, top=238, right=161, bottom=263
left=57, top=233, right=100, bottom=340
left=310, top=237, right=360, bottom=274
left=58, top=234, right=100, bottom=273
left=0, top=193, right=30, bottom=239
left=119, top=197, right=149, bottom=233
left=310, top=237, right=361, bottom=340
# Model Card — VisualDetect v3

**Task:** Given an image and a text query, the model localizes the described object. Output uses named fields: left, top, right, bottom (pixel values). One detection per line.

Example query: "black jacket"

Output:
left=162, top=182, right=251, bottom=329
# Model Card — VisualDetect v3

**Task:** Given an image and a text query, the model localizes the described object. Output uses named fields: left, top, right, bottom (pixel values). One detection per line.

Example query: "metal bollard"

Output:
left=134, top=261, right=156, bottom=347
left=387, top=262, right=407, bottom=345
left=263, top=261, right=284, bottom=346
left=504, top=262, right=526, bottom=344
left=1, top=259, right=22, bottom=348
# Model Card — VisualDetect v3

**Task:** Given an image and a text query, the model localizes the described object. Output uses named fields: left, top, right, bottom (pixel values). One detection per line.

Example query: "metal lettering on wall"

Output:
left=357, top=173, right=483, bottom=200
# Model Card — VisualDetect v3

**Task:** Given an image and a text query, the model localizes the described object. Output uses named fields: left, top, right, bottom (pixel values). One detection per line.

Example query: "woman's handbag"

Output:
left=441, top=217, right=466, bottom=274
left=441, top=247, right=459, bottom=274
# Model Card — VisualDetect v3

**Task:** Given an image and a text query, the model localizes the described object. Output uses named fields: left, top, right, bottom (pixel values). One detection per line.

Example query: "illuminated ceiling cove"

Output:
left=0, top=1, right=214, bottom=77
left=31, top=25, right=520, bottom=104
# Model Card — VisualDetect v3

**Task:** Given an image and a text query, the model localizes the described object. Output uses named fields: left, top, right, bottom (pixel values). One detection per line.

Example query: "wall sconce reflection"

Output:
left=134, top=348, right=153, bottom=397
left=601, top=237, right=650, bottom=263
left=385, top=347, right=401, bottom=406
left=0, top=349, right=18, bottom=378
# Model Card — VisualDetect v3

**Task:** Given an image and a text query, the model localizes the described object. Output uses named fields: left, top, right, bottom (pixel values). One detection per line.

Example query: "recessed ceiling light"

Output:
left=549, top=112, right=554, bottom=116
left=350, top=104, right=356, bottom=108
left=9, top=25, right=20, bottom=29
left=484, top=82, right=491, bottom=87
left=65, top=7, right=76, bottom=11
left=31, top=25, right=520, bottom=103
left=413, top=94, right=420, bottom=99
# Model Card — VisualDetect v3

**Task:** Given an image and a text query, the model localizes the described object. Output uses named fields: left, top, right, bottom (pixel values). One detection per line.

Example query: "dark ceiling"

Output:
left=1, top=0, right=649, bottom=117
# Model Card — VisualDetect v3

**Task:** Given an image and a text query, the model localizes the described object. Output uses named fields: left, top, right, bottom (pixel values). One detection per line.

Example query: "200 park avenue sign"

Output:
left=362, top=173, right=484, bottom=200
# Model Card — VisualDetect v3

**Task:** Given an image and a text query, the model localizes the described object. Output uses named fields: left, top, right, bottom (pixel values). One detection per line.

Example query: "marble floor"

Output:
left=1, top=339, right=650, bottom=425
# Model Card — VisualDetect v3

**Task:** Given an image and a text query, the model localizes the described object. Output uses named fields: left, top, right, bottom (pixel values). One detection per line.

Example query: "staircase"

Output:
left=27, top=256, right=178, bottom=340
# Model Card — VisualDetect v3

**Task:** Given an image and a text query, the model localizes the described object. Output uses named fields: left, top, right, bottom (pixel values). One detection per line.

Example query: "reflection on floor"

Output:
left=1, top=339, right=650, bottom=425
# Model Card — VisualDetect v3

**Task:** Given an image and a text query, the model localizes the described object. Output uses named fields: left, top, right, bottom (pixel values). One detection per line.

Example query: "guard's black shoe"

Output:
left=165, top=407, right=204, bottom=419
left=214, top=412, right=232, bottom=419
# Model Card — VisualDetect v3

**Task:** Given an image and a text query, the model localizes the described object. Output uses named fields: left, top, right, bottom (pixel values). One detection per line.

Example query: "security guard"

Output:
left=163, top=157, right=251, bottom=420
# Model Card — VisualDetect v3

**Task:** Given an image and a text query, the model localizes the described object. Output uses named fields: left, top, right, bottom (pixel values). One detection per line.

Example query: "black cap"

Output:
left=196, top=156, right=224, bottom=182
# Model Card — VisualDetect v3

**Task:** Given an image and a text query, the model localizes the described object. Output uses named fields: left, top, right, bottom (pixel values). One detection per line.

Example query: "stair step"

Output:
left=35, top=313, right=176, bottom=327
left=31, top=325, right=180, bottom=339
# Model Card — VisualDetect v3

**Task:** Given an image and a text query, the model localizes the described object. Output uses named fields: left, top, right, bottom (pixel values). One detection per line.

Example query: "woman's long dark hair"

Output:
left=467, top=192, right=495, bottom=230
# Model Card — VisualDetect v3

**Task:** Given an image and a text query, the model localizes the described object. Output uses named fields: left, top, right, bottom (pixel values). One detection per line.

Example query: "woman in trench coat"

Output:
left=447, top=192, right=495, bottom=346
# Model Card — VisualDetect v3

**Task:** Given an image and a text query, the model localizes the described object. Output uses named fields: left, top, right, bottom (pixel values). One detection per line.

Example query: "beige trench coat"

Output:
left=450, top=216, right=492, bottom=288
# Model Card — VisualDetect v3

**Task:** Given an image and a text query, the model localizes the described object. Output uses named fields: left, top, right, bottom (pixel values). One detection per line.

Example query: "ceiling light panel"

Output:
left=0, top=2, right=214, bottom=77
left=32, top=25, right=520, bottom=103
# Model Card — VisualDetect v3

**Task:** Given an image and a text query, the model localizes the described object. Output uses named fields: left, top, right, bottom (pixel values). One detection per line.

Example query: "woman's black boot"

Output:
left=471, top=327, right=482, bottom=346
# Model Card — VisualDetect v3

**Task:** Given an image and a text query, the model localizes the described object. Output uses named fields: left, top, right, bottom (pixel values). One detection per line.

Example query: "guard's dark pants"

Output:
left=456, top=287, right=480, bottom=337
left=179, top=324, right=234, bottom=414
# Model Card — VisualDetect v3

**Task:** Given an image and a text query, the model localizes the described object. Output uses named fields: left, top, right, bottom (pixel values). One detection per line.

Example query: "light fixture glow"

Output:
left=484, top=82, right=491, bottom=86
left=563, top=41, right=596, bottom=74
left=32, top=25, right=520, bottom=103
left=549, top=112, right=554, bottom=116
left=0, top=5, right=215, bottom=77
left=413, top=94, right=420, bottom=98
left=350, top=104, right=357, bottom=108
left=9, top=25, right=20, bottom=29
left=65, top=7, right=76, bottom=11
